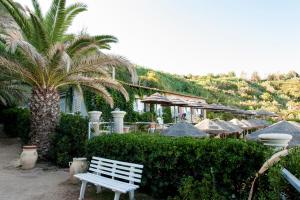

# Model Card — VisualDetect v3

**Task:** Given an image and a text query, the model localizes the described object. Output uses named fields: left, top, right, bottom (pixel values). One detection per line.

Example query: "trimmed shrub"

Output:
left=49, top=113, right=88, bottom=167
left=0, top=107, right=30, bottom=144
left=86, top=134, right=270, bottom=199
left=255, top=147, right=300, bottom=200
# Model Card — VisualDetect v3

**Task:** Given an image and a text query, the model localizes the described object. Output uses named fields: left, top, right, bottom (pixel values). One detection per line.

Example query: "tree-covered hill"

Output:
left=135, top=67, right=300, bottom=119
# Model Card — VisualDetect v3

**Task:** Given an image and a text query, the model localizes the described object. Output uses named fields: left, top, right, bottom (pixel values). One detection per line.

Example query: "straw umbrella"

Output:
left=141, top=92, right=172, bottom=121
left=185, top=100, right=207, bottom=123
left=241, top=119, right=259, bottom=130
left=247, top=119, right=269, bottom=129
left=229, top=118, right=248, bottom=129
left=195, top=119, right=228, bottom=137
left=162, top=121, right=209, bottom=137
left=214, top=119, right=243, bottom=136
left=246, top=121, right=300, bottom=147
left=229, top=118, right=251, bottom=136
left=169, top=98, right=188, bottom=123
left=252, top=109, right=278, bottom=119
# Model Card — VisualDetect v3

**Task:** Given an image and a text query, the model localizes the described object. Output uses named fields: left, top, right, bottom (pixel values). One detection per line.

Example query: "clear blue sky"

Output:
left=16, top=0, right=300, bottom=76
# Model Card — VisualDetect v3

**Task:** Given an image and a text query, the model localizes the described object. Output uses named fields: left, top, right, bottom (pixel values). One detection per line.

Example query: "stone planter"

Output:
left=111, top=109, right=126, bottom=133
left=88, top=111, right=102, bottom=122
left=20, top=145, right=38, bottom=170
left=88, top=111, right=102, bottom=136
left=258, top=133, right=293, bottom=148
left=69, top=158, right=88, bottom=184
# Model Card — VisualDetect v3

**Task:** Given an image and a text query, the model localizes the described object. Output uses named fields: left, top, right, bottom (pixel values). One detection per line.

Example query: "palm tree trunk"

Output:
left=29, top=87, right=60, bottom=159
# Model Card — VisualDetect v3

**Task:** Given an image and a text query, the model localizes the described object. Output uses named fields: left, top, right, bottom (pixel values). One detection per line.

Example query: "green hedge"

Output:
left=86, top=134, right=270, bottom=199
left=0, top=107, right=30, bottom=144
left=49, top=113, right=89, bottom=167
left=255, top=147, right=300, bottom=200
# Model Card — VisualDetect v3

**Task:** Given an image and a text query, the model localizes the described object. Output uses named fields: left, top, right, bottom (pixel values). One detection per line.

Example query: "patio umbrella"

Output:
left=169, top=98, right=188, bottom=122
left=246, top=121, right=300, bottom=147
left=195, top=119, right=228, bottom=136
left=214, top=119, right=243, bottom=134
left=229, top=118, right=251, bottom=130
left=141, top=93, right=172, bottom=120
left=162, top=121, right=209, bottom=137
left=252, top=109, right=278, bottom=118
left=247, top=119, right=269, bottom=129
left=230, top=108, right=256, bottom=116
left=241, top=119, right=260, bottom=129
left=186, top=100, right=207, bottom=123
left=141, top=92, right=172, bottom=105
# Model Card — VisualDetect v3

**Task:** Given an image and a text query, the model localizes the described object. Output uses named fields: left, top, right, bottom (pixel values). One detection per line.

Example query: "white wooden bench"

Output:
left=74, top=157, right=144, bottom=200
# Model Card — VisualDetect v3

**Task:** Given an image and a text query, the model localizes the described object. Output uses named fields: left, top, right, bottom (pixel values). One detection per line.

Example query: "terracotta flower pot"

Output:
left=20, top=145, right=38, bottom=170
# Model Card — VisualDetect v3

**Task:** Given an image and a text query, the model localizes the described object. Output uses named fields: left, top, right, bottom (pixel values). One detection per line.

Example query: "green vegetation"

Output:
left=256, top=148, right=300, bottom=200
left=135, top=67, right=300, bottom=120
left=49, top=113, right=89, bottom=167
left=0, top=0, right=136, bottom=158
left=86, top=134, right=270, bottom=199
left=0, top=107, right=30, bottom=144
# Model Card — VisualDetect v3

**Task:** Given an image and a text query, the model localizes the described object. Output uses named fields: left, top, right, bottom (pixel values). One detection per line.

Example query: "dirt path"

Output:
left=0, top=138, right=80, bottom=200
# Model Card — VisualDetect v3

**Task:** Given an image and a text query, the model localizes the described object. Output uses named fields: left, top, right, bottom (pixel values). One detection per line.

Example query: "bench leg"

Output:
left=129, top=190, right=135, bottom=200
left=79, top=181, right=87, bottom=200
left=96, top=185, right=102, bottom=193
left=114, top=191, right=121, bottom=200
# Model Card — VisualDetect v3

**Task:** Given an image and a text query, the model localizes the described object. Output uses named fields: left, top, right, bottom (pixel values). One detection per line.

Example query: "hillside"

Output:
left=134, top=67, right=300, bottom=119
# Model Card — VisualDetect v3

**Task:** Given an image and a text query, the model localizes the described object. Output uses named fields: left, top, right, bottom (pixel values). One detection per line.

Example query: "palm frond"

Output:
left=0, top=56, right=39, bottom=86
left=0, top=31, right=46, bottom=68
left=96, top=54, right=138, bottom=84
left=29, top=12, right=50, bottom=52
left=31, top=0, right=43, bottom=21
left=66, top=34, right=118, bottom=57
left=77, top=76, right=129, bottom=101
left=45, top=0, right=66, bottom=43
left=0, top=0, right=32, bottom=39
left=60, top=3, right=87, bottom=33
left=80, top=83, right=114, bottom=108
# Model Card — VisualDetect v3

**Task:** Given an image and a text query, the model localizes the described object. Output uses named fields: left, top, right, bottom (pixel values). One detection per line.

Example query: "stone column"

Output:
left=111, top=109, right=126, bottom=133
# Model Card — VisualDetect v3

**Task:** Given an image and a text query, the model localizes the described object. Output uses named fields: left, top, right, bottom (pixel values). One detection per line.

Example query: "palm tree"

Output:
left=0, top=0, right=137, bottom=158
left=0, top=73, right=29, bottom=106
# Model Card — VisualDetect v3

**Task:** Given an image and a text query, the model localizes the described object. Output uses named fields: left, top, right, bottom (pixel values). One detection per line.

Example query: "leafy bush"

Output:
left=171, top=176, right=225, bottom=200
left=49, top=113, right=88, bottom=167
left=255, top=148, right=300, bottom=200
left=162, top=107, right=173, bottom=123
left=86, top=134, right=270, bottom=199
left=0, top=107, right=30, bottom=144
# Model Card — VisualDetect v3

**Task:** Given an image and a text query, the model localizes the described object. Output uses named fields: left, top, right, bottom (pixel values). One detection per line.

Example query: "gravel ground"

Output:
left=0, top=137, right=154, bottom=200
left=0, top=138, right=81, bottom=200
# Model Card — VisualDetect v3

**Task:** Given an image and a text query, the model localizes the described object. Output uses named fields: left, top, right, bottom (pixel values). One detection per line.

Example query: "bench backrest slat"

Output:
left=89, top=157, right=144, bottom=185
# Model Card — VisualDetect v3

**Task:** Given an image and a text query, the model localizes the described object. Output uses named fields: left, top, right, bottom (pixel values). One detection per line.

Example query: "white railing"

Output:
left=282, top=168, right=300, bottom=193
left=88, top=121, right=175, bottom=139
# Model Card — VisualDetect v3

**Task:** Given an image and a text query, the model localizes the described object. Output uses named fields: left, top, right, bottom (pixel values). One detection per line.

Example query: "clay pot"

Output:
left=20, top=145, right=38, bottom=170
left=69, top=158, right=88, bottom=184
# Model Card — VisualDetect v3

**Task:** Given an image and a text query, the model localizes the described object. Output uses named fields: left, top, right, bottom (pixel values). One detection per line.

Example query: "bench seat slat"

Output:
left=89, top=167, right=141, bottom=183
left=92, top=157, right=143, bottom=169
left=89, top=164, right=142, bottom=179
left=75, top=173, right=139, bottom=193
left=91, top=160, right=143, bottom=174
